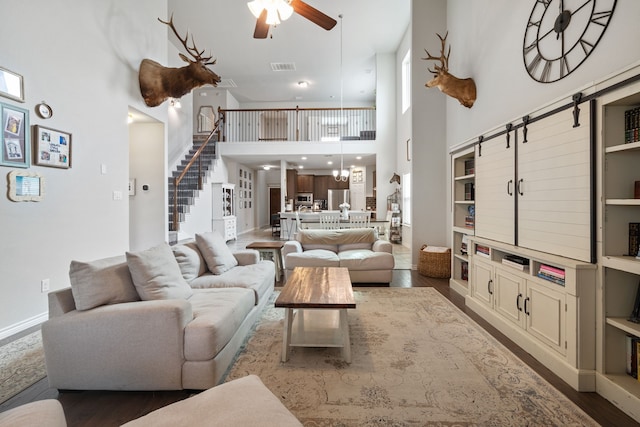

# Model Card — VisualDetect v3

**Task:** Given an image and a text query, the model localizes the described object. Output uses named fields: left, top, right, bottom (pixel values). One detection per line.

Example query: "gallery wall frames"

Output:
left=7, top=169, right=45, bottom=202
left=0, top=66, right=24, bottom=103
left=0, top=102, right=29, bottom=168
left=33, top=125, right=72, bottom=168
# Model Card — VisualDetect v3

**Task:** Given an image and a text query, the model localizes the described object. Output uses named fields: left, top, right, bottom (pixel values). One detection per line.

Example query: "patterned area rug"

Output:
left=0, top=330, right=46, bottom=404
left=226, top=288, right=598, bottom=426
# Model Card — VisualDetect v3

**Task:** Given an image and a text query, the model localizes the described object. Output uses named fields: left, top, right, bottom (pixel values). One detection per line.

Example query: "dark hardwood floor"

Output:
left=1, top=270, right=638, bottom=426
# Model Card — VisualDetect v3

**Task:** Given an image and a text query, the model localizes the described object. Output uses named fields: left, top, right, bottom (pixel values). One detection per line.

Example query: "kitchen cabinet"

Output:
left=314, top=175, right=329, bottom=200
left=286, top=169, right=297, bottom=201
left=297, top=174, right=314, bottom=193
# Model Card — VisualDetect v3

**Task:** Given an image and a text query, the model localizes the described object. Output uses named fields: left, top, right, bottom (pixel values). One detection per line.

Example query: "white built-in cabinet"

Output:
left=451, top=65, right=640, bottom=422
left=450, top=147, right=475, bottom=295
left=474, top=107, right=593, bottom=263
left=467, top=237, right=596, bottom=391
left=212, top=183, right=236, bottom=241
left=595, top=77, right=640, bottom=421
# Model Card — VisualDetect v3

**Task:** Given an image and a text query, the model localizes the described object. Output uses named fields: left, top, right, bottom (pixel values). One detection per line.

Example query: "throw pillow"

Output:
left=126, top=243, right=193, bottom=301
left=172, top=242, right=208, bottom=282
left=195, top=231, right=238, bottom=275
left=69, top=255, right=140, bottom=311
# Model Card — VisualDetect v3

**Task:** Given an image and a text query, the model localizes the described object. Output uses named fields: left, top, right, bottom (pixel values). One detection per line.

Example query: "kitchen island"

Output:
left=279, top=211, right=388, bottom=241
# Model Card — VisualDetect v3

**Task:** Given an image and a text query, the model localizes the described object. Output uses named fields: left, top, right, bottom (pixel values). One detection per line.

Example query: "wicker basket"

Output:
left=418, top=244, right=451, bottom=278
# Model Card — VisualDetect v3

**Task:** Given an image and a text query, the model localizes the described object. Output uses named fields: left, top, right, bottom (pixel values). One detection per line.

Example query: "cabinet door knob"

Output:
left=488, top=279, right=493, bottom=295
left=517, top=293, right=522, bottom=311
left=524, top=297, right=530, bottom=315
left=517, top=178, right=524, bottom=196
left=507, top=179, right=513, bottom=196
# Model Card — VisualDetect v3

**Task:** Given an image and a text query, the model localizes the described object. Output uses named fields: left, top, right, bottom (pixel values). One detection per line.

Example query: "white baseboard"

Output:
left=0, top=312, right=48, bottom=341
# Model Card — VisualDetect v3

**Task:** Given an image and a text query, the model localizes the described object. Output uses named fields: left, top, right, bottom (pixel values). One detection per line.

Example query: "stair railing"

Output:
left=172, top=121, right=220, bottom=232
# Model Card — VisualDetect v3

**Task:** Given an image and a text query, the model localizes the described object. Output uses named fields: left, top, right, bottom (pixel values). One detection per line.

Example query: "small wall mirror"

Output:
left=0, top=67, right=24, bottom=102
left=197, top=106, right=216, bottom=133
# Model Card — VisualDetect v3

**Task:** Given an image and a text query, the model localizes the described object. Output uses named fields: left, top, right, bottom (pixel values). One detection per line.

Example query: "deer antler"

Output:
left=422, top=32, right=450, bottom=75
left=158, top=14, right=215, bottom=64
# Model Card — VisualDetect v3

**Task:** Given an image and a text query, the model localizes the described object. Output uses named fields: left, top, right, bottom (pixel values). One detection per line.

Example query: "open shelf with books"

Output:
left=450, top=146, right=475, bottom=295
left=596, top=76, right=640, bottom=420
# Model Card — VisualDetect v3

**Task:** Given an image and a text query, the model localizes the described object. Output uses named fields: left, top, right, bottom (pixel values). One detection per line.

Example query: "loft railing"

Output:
left=172, top=122, right=219, bottom=232
left=217, top=107, right=376, bottom=142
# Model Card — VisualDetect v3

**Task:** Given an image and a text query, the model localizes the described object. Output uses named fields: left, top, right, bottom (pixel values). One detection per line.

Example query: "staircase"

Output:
left=168, top=135, right=218, bottom=233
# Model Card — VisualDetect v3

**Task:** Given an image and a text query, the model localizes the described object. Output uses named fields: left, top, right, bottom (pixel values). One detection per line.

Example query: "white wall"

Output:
left=0, top=0, right=168, bottom=337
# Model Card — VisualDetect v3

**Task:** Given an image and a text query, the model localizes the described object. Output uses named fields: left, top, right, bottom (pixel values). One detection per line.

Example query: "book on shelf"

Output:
left=630, top=223, right=640, bottom=257
left=464, top=159, right=475, bottom=175
left=625, top=107, right=640, bottom=144
left=538, top=264, right=565, bottom=282
left=630, top=281, right=640, bottom=324
left=475, top=245, right=490, bottom=258
left=465, top=216, right=475, bottom=228
left=461, top=261, right=468, bottom=281
left=626, top=335, right=637, bottom=377
left=464, top=183, right=475, bottom=201
left=537, top=271, right=565, bottom=286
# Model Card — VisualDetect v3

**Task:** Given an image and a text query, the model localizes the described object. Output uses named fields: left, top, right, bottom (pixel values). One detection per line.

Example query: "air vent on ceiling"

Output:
left=270, top=62, right=296, bottom=72
left=217, top=79, right=237, bottom=88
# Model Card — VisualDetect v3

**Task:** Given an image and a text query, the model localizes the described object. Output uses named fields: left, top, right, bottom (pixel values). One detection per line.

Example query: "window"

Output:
left=401, top=50, right=411, bottom=114
left=402, top=173, right=411, bottom=225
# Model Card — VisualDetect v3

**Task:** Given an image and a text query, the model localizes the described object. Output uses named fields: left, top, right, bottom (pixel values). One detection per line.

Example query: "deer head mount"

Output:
left=422, top=32, right=476, bottom=109
left=139, top=14, right=221, bottom=107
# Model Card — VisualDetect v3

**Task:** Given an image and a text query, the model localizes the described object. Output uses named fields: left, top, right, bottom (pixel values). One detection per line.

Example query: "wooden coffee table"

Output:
left=275, top=267, right=356, bottom=363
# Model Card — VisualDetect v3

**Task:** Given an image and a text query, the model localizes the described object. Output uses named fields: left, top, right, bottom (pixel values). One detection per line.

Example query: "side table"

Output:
left=246, top=241, right=286, bottom=280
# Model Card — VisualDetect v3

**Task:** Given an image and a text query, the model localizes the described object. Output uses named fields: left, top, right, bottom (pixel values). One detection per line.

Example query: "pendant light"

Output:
left=333, top=14, right=349, bottom=182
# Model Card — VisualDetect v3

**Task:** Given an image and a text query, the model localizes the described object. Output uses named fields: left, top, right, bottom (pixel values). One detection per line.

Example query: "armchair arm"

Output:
left=234, top=249, right=260, bottom=266
left=42, top=299, right=193, bottom=390
left=373, top=240, right=393, bottom=254
left=282, top=241, right=303, bottom=269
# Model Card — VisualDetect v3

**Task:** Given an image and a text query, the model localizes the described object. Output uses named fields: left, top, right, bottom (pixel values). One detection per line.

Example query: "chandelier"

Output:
left=333, top=15, right=349, bottom=182
left=247, top=0, right=293, bottom=26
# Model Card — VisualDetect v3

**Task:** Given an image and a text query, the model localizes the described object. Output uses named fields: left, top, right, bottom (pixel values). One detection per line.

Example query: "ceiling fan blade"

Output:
left=290, top=0, right=337, bottom=31
left=253, top=9, right=270, bottom=39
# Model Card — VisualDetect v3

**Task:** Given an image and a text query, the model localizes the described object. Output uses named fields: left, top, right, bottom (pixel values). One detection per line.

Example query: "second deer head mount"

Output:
left=422, top=32, right=476, bottom=109
left=139, top=14, right=222, bottom=107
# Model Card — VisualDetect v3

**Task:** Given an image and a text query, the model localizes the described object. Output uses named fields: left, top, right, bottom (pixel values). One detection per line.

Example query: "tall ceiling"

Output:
left=161, top=0, right=411, bottom=170
left=164, top=0, right=411, bottom=104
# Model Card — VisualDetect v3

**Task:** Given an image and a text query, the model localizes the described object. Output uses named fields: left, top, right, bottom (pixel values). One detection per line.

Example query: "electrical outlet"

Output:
left=41, top=279, right=50, bottom=293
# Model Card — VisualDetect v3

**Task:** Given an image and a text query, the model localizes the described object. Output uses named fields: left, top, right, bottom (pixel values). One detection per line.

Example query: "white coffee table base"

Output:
left=282, top=308, right=351, bottom=363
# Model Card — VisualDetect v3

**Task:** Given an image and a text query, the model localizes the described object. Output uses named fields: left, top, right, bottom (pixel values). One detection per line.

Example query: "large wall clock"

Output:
left=523, top=0, right=616, bottom=83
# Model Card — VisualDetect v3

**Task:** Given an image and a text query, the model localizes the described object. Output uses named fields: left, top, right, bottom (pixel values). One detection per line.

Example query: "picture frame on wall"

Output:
left=33, top=125, right=72, bottom=168
left=0, top=102, right=29, bottom=168
left=0, top=67, right=24, bottom=103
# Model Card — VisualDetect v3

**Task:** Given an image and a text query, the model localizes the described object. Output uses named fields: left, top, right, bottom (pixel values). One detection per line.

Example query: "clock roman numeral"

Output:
left=527, top=19, right=541, bottom=28
left=540, top=59, right=552, bottom=82
left=524, top=39, right=538, bottom=54
left=560, top=57, right=571, bottom=79
left=591, top=10, right=613, bottom=26
left=579, top=38, right=595, bottom=55
left=527, top=53, right=543, bottom=75
left=537, top=0, right=551, bottom=6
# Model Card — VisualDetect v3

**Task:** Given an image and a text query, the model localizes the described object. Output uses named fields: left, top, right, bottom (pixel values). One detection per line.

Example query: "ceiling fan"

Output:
left=247, top=0, right=337, bottom=39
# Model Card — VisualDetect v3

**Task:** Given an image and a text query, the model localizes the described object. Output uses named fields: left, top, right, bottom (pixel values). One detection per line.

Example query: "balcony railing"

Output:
left=217, top=107, right=376, bottom=142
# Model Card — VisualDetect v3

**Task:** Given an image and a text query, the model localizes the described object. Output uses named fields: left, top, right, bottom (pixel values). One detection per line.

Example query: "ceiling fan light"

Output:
left=277, top=1, right=294, bottom=20
left=247, top=0, right=264, bottom=18
left=265, top=6, right=281, bottom=25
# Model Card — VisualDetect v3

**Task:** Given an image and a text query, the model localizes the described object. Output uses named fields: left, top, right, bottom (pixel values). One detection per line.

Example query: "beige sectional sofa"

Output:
left=282, top=228, right=394, bottom=283
left=42, top=231, right=274, bottom=391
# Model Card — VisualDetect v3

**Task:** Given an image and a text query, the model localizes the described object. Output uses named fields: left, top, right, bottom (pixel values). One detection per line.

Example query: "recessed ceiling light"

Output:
left=298, top=81, right=308, bottom=88
left=263, top=165, right=271, bottom=170
left=298, top=165, right=304, bottom=169
left=356, top=156, right=362, bottom=160
left=301, top=156, right=307, bottom=160
left=327, top=161, right=333, bottom=165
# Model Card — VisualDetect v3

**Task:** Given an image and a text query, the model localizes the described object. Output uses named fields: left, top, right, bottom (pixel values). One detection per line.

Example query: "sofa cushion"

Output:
left=126, top=243, right=194, bottom=301
left=285, top=249, right=340, bottom=269
left=297, top=228, right=376, bottom=246
left=196, top=231, right=238, bottom=275
left=338, top=249, right=395, bottom=271
left=189, top=261, right=275, bottom=305
left=0, top=399, right=67, bottom=427
left=69, top=255, right=140, bottom=311
left=121, top=375, right=302, bottom=427
left=184, top=288, right=255, bottom=361
left=172, top=242, right=208, bottom=282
